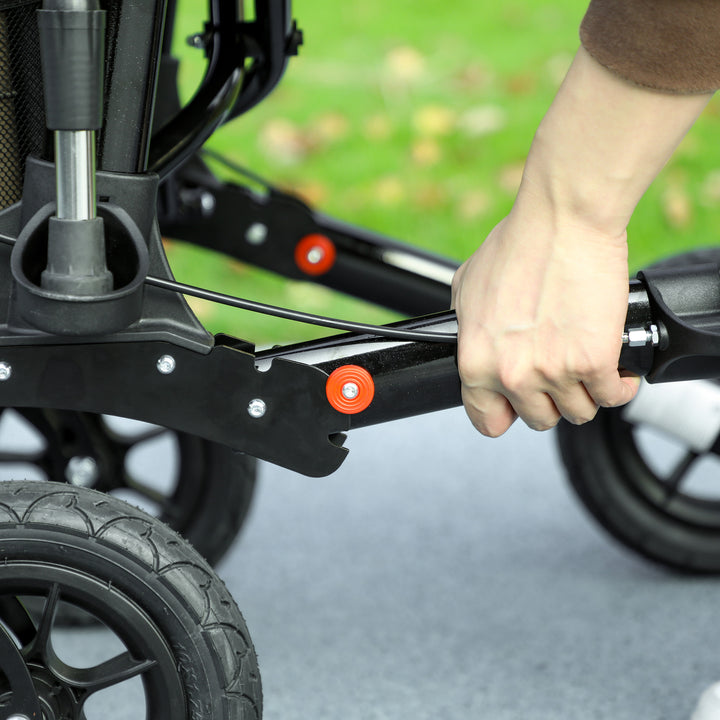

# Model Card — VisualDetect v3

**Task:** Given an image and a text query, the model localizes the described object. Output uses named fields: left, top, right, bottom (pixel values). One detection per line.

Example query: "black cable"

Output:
left=199, top=148, right=273, bottom=189
left=0, top=232, right=457, bottom=343
left=145, top=276, right=457, bottom=342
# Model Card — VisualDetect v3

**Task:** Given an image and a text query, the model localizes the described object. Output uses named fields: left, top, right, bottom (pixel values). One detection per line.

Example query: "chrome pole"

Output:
left=54, top=129, right=96, bottom=221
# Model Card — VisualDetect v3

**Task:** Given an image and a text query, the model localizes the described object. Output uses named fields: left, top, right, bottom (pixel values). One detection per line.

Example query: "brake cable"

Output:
left=0, top=232, right=457, bottom=343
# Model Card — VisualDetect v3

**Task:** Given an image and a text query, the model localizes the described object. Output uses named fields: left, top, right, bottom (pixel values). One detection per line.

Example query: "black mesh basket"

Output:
left=0, top=0, right=126, bottom=210
left=0, top=0, right=46, bottom=210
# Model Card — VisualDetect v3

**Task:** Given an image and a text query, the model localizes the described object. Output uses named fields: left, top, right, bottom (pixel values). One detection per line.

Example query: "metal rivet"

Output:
left=245, top=223, right=268, bottom=245
left=649, top=323, right=660, bottom=346
left=7, top=715, right=31, bottom=720
left=200, top=191, right=216, bottom=216
left=65, top=456, right=99, bottom=487
left=341, top=382, right=359, bottom=400
left=156, top=355, right=176, bottom=375
left=306, top=247, right=324, bottom=265
left=187, top=33, right=206, bottom=49
left=247, top=399, right=266, bottom=418
left=0, top=362, right=11, bottom=381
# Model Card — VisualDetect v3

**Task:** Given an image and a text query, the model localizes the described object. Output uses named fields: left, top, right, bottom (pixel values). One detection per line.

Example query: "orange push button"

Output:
left=295, top=234, right=337, bottom=276
left=326, top=365, right=374, bottom=414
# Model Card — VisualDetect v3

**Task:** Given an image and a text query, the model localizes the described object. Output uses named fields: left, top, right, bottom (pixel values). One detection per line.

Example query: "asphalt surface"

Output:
left=2, top=406, right=719, bottom=719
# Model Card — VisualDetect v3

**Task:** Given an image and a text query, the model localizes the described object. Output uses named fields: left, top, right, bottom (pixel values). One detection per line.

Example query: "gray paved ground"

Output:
left=5, top=406, right=720, bottom=719
left=218, top=408, right=720, bottom=720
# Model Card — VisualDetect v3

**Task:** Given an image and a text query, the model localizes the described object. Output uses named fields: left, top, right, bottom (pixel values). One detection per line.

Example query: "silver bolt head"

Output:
left=0, top=362, right=11, bottom=381
left=306, top=247, right=324, bottom=265
left=187, top=33, right=205, bottom=48
left=157, top=355, right=176, bottom=374
left=7, top=715, right=31, bottom=720
left=245, top=222, right=268, bottom=245
left=627, top=328, right=649, bottom=347
left=65, top=456, right=99, bottom=487
left=200, top=191, right=216, bottom=216
left=248, top=399, right=267, bottom=418
left=341, top=382, right=359, bottom=400
left=649, top=324, right=660, bottom=346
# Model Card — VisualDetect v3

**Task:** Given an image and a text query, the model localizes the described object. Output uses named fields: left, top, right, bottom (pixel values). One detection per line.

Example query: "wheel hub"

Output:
left=27, top=663, right=81, bottom=720
left=64, top=455, right=100, bottom=487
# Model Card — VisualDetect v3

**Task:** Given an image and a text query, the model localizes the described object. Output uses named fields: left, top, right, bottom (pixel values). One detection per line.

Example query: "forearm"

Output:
left=515, top=46, right=713, bottom=237
left=453, top=47, right=715, bottom=437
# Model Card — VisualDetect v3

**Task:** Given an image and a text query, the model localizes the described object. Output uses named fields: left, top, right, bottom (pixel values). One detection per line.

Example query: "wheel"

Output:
left=0, top=408, right=257, bottom=566
left=556, top=247, right=720, bottom=572
left=0, top=480, right=262, bottom=719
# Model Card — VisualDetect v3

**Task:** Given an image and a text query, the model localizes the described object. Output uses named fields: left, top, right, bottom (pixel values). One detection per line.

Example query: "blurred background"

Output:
left=167, top=0, right=720, bottom=344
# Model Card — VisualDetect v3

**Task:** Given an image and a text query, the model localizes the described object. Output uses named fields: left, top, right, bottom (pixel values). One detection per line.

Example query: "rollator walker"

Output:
left=1, top=1, right=719, bottom=718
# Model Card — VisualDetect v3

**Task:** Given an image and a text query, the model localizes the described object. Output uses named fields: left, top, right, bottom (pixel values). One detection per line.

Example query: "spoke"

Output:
left=0, top=596, right=35, bottom=646
left=23, top=583, right=60, bottom=661
left=112, top=426, right=167, bottom=448
left=0, top=450, right=45, bottom=464
left=60, top=651, right=157, bottom=696
left=663, top=450, right=700, bottom=504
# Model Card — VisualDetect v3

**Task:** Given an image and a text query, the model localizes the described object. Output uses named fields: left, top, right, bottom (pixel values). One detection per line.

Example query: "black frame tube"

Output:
left=147, top=0, right=244, bottom=178
left=159, top=175, right=457, bottom=316
left=98, top=0, right=167, bottom=173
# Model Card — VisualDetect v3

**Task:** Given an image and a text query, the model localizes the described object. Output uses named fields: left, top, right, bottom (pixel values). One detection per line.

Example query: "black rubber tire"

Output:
left=0, top=409, right=257, bottom=566
left=166, top=432, right=257, bottom=566
left=557, top=411, right=720, bottom=572
left=0, top=480, right=262, bottom=719
left=556, top=247, right=720, bottom=573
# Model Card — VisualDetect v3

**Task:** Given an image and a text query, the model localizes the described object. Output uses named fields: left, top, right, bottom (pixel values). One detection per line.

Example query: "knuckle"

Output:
left=567, top=409, right=598, bottom=425
left=456, top=346, right=492, bottom=387
left=594, top=388, right=626, bottom=408
left=497, top=364, right=528, bottom=395
left=527, top=417, right=559, bottom=432
left=464, top=403, right=509, bottom=437
left=476, top=422, right=507, bottom=438
left=570, top=356, right=596, bottom=379
left=536, top=359, right=564, bottom=385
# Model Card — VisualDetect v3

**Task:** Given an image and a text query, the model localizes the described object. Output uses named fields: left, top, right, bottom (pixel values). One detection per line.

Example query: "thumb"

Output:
left=619, top=372, right=641, bottom=402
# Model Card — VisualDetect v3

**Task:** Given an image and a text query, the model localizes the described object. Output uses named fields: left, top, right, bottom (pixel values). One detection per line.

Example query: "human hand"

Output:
left=448, top=45, right=713, bottom=437
left=451, top=210, right=640, bottom=437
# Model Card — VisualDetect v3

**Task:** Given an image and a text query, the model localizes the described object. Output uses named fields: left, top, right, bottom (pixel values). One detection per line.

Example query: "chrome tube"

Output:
left=54, top=129, right=96, bottom=220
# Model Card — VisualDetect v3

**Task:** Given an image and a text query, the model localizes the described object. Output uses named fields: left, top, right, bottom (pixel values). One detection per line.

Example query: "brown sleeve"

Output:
left=580, top=0, right=720, bottom=93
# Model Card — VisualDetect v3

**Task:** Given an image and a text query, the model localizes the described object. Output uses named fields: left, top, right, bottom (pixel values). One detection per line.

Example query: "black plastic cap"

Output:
left=37, top=9, right=106, bottom=130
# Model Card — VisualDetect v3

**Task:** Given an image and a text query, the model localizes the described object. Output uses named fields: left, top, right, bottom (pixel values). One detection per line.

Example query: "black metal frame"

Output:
left=0, top=0, right=716, bottom=482
left=4, top=0, right=720, bottom=714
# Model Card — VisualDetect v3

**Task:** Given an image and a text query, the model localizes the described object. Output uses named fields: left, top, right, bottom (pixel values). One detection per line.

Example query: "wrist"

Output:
left=510, top=46, right=712, bottom=239
left=510, top=164, right=630, bottom=247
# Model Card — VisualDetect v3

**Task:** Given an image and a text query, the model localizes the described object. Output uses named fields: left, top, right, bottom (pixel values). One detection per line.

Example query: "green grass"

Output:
left=166, top=0, right=720, bottom=345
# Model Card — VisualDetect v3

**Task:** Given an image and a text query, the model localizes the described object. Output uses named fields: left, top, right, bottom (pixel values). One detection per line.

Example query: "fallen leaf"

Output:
left=374, top=177, right=406, bottom=206
left=289, top=181, right=328, bottom=207
left=413, top=105, right=456, bottom=137
left=457, top=189, right=492, bottom=221
left=457, top=105, right=507, bottom=137
left=505, top=72, right=537, bottom=96
left=259, top=118, right=307, bottom=164
left=310, top=112, right=350, bottom=145
left=363, top=114, right=393, bottom=141
left=414, top=184, right=447, bottom=210
left=662, top=182, right=692, bottom=228
left=452, top=62, right=494, bottom=92
left=384, top=46, right=426, bottom=84
left=411, top=138, right=442, bottom=166
left=185, top=296, right=217, bottom=322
